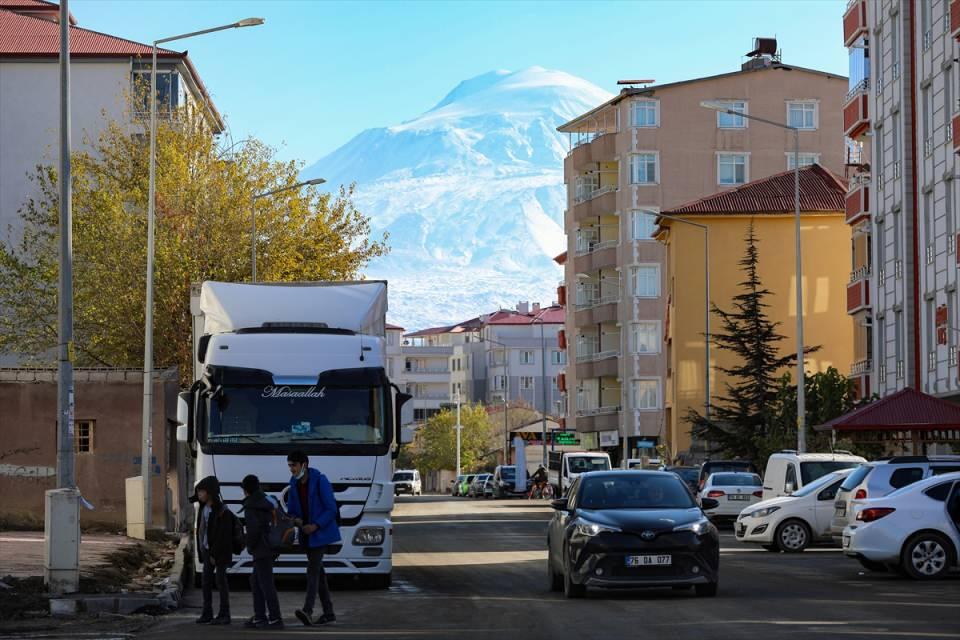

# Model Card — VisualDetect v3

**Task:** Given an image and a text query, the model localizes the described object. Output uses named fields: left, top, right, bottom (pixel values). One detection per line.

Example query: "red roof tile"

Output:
left=386, top=323, right=405, bottom=331
left=663, top=164, right=847, bottom=216
left=814, top=388, right=960, bottom=432
left=484, top=306, right=564, bottom=325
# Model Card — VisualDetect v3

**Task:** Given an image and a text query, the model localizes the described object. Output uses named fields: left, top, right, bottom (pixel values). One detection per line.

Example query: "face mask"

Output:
left=295, top=467, right=306, bottom=480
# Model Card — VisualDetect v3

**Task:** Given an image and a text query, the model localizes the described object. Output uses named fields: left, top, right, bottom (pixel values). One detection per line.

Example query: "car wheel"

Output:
left=562, top=550, right=585, bottom=599
left=901, top=533, right=954, bottom=580
left=694, top=581, right=718, bottom=597
left=775, top=519, right=811, bottom=553
left=761, top=544, right=779, bottom=553
left=547, top=546, right=562, bottom=592
left=857, top=558, right=888, bottom=572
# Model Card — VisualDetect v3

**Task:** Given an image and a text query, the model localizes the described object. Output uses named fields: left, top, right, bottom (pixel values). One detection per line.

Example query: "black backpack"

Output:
left=228, top=509, right=244, bottom=555
left=266, top=496, right=299, bottom=551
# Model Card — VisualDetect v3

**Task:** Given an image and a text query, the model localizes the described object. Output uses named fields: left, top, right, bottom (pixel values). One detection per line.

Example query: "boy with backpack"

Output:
left=240, top=474, right=284, bottom=629
left=191, top=475, right=239, bottom=625
left=286, top=450, right=341, bottom=626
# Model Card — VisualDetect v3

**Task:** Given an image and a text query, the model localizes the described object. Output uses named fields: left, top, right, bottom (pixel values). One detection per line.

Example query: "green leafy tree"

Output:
left=687, top=222, right=819, bottom=462
left=0, top=100, right=387, bottom=381
left=413, top=404, right=494, bottom=473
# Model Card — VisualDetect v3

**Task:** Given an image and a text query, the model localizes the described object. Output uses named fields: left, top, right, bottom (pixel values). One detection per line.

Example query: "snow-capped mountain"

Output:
left=303, top=66, right=613, bottom=330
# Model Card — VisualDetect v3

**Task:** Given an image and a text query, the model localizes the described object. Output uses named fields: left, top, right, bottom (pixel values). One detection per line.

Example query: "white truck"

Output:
left=176, top=281, right=412, bottom=588
left=547, top=450, right=612, bottom=496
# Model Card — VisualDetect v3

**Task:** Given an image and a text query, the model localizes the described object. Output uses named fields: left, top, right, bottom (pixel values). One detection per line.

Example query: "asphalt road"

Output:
left=129, top=495, right=960, bottom=640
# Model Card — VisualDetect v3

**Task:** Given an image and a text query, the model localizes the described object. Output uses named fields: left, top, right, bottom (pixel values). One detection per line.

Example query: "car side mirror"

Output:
left=700, top=497, right=720, bottom=511
left=550, top=498, right=569, bottom=511
left=785, top=482, right=796, bottom=495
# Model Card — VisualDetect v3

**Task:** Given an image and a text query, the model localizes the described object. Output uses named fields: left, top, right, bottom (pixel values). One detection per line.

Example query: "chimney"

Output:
left=532, top=303, right=541, bottom=314
left=517, top=301, right=530, bottom=314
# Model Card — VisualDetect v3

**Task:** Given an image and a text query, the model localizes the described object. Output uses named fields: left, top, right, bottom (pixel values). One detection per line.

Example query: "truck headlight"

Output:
left=353, top=527, right=385, bottom=546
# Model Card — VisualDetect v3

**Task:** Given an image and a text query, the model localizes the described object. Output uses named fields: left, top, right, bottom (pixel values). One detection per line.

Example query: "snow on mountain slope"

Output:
left=303, top=67, right=612, bottom=330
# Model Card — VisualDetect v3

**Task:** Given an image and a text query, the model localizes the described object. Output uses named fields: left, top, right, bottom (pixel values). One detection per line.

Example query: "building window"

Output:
left=715, top=101, right=747, bottom=128
left=633, top=379, right=660, bottom=410
left=787, top=101, right=818, bottom=129
left=630, top=100, right=659, bottom=128
left=786, top=153, right=820, bottom=170
left=630, top=265, right=660, bottom=298
left=631, top=209, right=657, bottom=240
left=629, top=153, right=658, bottom=185
left=718, top=153, right=748, bottom=186
left=75, top=420, right=94, bottom=453
left=492, top=375, right=506, bottom=391
left=520, top=376, right=534, bottom=390
left=520, top=350, right=535, bottom=365
left=131, top=69, right=180, bottom=114
left=551, top=350, right=566, bottom=365
left=630, top=322, right=660, bottom=354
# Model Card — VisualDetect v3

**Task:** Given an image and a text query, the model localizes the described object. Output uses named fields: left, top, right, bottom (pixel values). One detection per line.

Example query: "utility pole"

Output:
left=454, top=389, right=462, bottom=478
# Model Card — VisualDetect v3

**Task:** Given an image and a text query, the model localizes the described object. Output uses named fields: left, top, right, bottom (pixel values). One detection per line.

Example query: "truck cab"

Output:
left=547, top=450, right=612, bottom=496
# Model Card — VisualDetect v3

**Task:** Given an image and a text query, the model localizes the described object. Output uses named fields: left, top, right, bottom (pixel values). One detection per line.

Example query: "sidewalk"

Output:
left=0, top=531, right=134, bottom=578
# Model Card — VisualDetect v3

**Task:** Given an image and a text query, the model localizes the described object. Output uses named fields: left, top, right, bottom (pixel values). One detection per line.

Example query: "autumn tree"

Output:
left=412, top=404, right=495, bottom=473
left=0, top=101, right=387, bottom=381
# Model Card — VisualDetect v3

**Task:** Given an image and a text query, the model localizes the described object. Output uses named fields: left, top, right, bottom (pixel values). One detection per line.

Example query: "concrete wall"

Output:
left=0, top=369, right=180, bottom=529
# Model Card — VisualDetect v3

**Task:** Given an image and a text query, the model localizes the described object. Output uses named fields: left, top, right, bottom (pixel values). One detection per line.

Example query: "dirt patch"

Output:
left=0, top=576, right=47, bottom=621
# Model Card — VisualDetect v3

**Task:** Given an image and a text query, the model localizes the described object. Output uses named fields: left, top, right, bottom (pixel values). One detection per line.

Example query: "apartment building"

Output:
left=557, top=43, right=847, bottom=460
left=843, top=0, right=960, bottom=404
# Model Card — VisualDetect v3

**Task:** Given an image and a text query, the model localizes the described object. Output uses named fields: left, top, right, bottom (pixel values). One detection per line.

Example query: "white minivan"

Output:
left=393, top=469, right=422, bottom=496
left=762, top=451, right=865, bottom=501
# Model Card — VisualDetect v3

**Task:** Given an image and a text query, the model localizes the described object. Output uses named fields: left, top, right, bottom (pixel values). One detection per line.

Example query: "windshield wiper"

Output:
left=288, top=436, right=348, bottom=442
left=208, top=434, right=261, bottom=444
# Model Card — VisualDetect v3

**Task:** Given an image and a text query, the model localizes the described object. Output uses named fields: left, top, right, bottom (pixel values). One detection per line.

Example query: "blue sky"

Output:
left=74, top=0, right=848, bottom=166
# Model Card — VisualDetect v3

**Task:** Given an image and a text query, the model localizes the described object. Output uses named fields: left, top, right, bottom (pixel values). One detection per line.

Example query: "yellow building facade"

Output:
left=656, top=165, right=854, bottom=459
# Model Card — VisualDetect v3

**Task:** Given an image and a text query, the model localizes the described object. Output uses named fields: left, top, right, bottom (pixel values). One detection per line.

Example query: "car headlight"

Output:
left=574, top=520, right=621, bottom=537
left=352, top=527, right=385, bottom=546
left=748, top=506, right=781, bottom=519
left=673, top=517, right=715, bottom=536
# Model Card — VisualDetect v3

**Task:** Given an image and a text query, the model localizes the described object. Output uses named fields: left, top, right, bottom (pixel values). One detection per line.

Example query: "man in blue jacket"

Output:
left=286, top=450, right=340, bottom=626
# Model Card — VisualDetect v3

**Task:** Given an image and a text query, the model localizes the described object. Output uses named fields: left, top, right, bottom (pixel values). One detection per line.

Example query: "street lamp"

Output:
left=251, top=177, right=326, bottom=282
left=141, top=17, right=264, bottom=532
left=480, top=335, right=511, bottom=462
left=531, top=311, right=550, bottom=468
left=654, top=213, right=710, bottom=420
left=699, top=100, right=806, bottom=453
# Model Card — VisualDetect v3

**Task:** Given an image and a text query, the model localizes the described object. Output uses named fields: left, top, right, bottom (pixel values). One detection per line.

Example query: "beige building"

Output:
left=557, top=45, right=847, bottom=462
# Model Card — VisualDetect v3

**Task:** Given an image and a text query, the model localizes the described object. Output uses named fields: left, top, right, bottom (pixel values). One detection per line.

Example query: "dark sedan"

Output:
left=546, top=471, right=720, bottom=598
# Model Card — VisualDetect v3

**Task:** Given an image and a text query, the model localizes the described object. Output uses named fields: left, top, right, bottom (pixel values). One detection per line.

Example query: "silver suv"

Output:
left=830, top=455, right=960, bottom=540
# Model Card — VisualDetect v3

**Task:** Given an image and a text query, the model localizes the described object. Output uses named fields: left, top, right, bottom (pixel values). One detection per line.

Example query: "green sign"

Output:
left=553, top=431, right=579, bottom=446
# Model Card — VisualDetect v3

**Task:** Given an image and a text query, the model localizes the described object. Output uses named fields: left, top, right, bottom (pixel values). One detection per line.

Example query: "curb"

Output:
left=157, top=532, right=192, bottom=609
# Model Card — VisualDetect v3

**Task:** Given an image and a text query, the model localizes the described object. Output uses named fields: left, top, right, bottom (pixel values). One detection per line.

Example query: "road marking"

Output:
left=807, top=599, right=960, bottom=609
left=0, top=537, right=124, bottom=546
left=395, top=519, right=549, bottom=525
left=393, top=551, right=546, bottom=566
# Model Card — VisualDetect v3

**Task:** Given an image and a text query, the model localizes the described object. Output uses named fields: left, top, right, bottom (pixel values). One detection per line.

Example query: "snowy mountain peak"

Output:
left=303, top=68, right=613, bottom=330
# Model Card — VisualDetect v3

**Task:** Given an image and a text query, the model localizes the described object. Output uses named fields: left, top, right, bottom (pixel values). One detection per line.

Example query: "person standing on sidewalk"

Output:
left=241, top=474, right=284, bottom=630
left=191, top=476, right=234, bottom=625
left=286, top=450, right=341, bottom=627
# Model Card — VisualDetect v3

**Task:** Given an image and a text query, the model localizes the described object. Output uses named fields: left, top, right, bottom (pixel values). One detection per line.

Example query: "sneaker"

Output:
left=243, top=617, right=267, bottom=629
left=196, top=614, right=214, bottom=625
left=295, top=609, right=313, bottom=626
left=211, top=616, right=231, bottom=626
left=267, top=618, right=285, bottom=630
left=313, top=613, right=337, bottom=625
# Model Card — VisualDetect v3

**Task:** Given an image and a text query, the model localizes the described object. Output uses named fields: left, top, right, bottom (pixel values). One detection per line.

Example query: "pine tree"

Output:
left=687, top=221, right=819, bottom=462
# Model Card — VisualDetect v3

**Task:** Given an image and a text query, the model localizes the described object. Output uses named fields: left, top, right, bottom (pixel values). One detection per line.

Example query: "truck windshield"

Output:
left=393, top=472, right=413, bottom=481
left=205, top=384, right=387, bottom=445
left=568, top=457, right=610, bottom=473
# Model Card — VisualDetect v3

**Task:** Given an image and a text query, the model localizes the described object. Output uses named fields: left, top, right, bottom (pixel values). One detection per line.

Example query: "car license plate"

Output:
left=835, top=504, right=846, bottom=517
left=625, top=555, right=672, bottom=567
left=727, top=494, right=749, bottom=501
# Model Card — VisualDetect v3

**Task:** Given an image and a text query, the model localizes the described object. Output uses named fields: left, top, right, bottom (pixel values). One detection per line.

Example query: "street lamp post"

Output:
left=141, top=17, right=264, bottom=532
left=251, top=177, right=326, bottom=282
left=700, top=101, right=805, bottom=453
left=481, top=335, right=511, bottom=462
left=454, top=390, right=462, bottom=478
left=531, top=313, right=549, bottom=467
left=654, top=213, right=710, bottom=420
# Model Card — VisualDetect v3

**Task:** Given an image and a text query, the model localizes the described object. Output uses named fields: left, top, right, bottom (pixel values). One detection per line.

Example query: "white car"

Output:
left=843, top=472, right=960, bottom=579
left=761, top=450, right=865, bottom=501
left=736, top=468, right=853, bottom=553
left=699, top=472, right=763, bottom=520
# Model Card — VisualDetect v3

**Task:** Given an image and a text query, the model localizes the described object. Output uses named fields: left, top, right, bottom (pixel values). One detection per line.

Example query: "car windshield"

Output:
left=393, top=472, right=413, bottom=481
left=578, top=475, right=695, bottom=510
left=800, top=461, right=861, bottom=485
left=205, top=383, right=387, bottom=445
left=840, top=464, right=873, bottom=491
left=711, top=473, right=761, bottom=486
left=791, top=471, right=844, bottom=498
left=568, top=456, right=611, bottom=473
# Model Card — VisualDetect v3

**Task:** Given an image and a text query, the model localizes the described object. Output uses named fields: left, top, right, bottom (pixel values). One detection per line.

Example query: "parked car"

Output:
left=482, top=475, right=495, bottom=499
left=458, top=474, right=478, bottom=497
left=842, top=471, right=960, bottom=579
left=697, top=460, right=757, bottom=493
left=493, top=465, right=526, bottom=498
left=547, top=470, right=720, bottom=598
left=663, top=466, right=701, bottom=495
left=831, top=455, right=960, bottom=542
left=698, top=472, right=763, bottom=522
left=761, top=450, right=866, bottom=501
left=736, top=468, right=854, bottom=552
left=393, top=469, right=422, bottom=496
left=468, top=473, right=492, bottom=498
left=450, top=475, right=466, bottom=496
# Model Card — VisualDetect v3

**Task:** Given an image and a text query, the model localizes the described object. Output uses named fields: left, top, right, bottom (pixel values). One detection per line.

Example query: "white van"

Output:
left=393, top=469, right=422, bottom=496
left=547, top=450, right=612, bottom=496
left=761, top=451, right=866, bottom=501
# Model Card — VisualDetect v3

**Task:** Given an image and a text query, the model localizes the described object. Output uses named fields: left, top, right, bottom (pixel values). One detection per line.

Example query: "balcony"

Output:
left=575, top=407, right=621, bottom=431
left=567, top=132, right=618, bottom=172
left=576, top=355, right=619, bottom=380
left=851, top=359, right=872, bottom=376
left=574, top=241, right=618, bottom=273
left=952, top=0, right=960, bottom=40
left=571, top=188, right=618, bottom=224
left=847, top=266, right=871, bottom=314
left=845, top=176, right=869, bottom=225
left=401, top=345, right=454, bottom=356
left=843, top=0, right=867, bottom=46
left=843, top=79, right=870, bottom=139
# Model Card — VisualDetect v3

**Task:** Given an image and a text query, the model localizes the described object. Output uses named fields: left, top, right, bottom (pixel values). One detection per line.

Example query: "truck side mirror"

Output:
left=176, top=391, right=193, bottom=443
left=395, top=391, right=414, bottom=426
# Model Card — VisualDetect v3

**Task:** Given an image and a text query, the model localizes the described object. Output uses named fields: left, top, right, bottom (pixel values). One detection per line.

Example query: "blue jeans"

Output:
left=249, top=557, right=281, bottom=621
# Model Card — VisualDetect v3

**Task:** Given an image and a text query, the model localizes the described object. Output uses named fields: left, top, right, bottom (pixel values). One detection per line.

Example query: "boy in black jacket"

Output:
left=192, top=475, right=234, bottom=625
left=241, top=474, right=283, bottom=629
